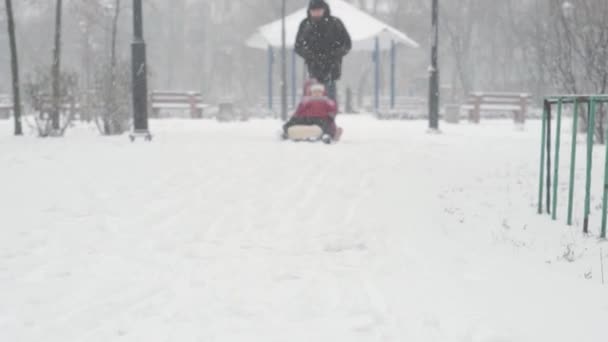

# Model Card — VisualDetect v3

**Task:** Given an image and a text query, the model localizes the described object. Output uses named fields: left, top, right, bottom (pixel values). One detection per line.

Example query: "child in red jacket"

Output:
left=283, top=83, right=343, bottom=140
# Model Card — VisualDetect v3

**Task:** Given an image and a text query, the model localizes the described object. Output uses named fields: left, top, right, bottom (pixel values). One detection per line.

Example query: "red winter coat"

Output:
left=293, top=96, right=338, bottom=136
left=294, top=96, right=337, bottom=119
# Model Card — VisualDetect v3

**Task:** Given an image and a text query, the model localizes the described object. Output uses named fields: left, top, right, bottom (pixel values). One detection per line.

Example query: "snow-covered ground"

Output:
left=0, top=116, right=606, bottom=342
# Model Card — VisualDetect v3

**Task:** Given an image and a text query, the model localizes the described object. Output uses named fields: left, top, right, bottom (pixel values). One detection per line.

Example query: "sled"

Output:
left=284, top=125, right=334, bottom=144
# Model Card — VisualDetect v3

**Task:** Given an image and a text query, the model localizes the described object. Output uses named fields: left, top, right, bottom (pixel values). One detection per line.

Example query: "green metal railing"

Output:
left=538, top=95, right=608, bottom=239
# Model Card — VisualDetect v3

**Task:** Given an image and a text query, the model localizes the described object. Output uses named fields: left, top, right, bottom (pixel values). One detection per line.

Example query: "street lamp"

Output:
left=130, top=0, right=151, bottom=141
left=428, top=0, right=440, bottom=131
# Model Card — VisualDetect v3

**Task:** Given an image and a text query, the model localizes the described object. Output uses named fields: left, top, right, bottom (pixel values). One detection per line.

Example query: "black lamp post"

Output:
left=428, top=0, right=440, bottom=131
left=130, top=0, right=151, bottom=141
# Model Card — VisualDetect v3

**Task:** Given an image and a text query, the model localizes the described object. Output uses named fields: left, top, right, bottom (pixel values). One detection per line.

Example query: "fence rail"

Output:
left=538, top=95, right=608, bottom=239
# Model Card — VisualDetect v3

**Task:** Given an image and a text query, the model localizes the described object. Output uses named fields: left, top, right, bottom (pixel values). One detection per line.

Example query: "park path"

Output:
left=0, top=117, right=606, bottom=342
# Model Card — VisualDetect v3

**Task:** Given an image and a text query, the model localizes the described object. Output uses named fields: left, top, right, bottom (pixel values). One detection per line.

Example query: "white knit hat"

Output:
left=310, top=83, right=325, bottom=93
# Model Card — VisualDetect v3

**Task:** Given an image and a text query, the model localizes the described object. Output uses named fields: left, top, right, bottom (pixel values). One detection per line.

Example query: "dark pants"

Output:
left=283, top=116, right=335, bottom=136
left=324, top=79, right=337, bottom=102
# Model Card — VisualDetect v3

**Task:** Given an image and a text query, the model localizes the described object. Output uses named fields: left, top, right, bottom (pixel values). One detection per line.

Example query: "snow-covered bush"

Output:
left=90, top=60, right=131, bottom=136
left=22, top=66, right=79, bottom=137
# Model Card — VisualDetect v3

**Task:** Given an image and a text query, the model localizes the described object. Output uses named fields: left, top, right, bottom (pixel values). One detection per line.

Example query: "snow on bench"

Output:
left=150, top=91, right=209, bottom=119
left=463, top=92, right=531, bottom=123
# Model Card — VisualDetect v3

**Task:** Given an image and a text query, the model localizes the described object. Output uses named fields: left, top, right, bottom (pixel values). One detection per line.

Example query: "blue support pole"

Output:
left=390, top=40, right=396, bottom=109
left=268, top=46, right=274, bottom=110
left=374, top=37, right=380, bottom=113
left=291, top=49, right=297, bottom=108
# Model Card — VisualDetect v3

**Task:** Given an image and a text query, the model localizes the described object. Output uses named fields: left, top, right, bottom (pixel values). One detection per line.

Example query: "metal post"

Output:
left=268, top=46, right=273, bottom=111
left=280, top=0, right=288, bottom=121
left=601, top=108, right=608, bottom=238
left=567, top=98, right=579, bottom=225
left=538, top=100, right=549, bottom=214
left=131, top=0, right=150, bottom=138
left=390, top=40, right=396, bottom=110
left=546, top=102, right=552, bottom=214
left=428, top=0, right=440, bottom=130
left=552, top=99, right=564, bottom=220
left=292, top=49, right=297, bottom=108
left=583, top=98, right=597, bottom=234
left=374, top=37, right=380, bottom=113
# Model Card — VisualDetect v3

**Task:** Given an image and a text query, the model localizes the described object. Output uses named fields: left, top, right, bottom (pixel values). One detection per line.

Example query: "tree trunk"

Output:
left=5, top=0, right=23, bottom=136
left=105, top=0, right=120, bottom=135
left=81, top=20, right=91, bottom=122
left=111, top=0, right=120, bottom=70
left=51, top=0, right=63, bottom=132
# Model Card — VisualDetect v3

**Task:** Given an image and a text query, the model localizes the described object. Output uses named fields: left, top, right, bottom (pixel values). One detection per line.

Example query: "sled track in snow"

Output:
left=0, top=118, right=607, bottom=341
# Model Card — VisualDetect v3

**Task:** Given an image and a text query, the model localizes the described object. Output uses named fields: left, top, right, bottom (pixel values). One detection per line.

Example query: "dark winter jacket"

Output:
left=295, top=0, right=352, bottom=82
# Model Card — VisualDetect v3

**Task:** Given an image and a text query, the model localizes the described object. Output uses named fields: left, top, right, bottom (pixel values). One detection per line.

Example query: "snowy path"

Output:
left=0, top=117, right=607, bottom=342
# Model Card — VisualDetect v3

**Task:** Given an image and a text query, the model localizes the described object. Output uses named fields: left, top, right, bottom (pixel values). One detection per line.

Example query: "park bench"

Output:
left=462, top=92, right=531, bottom=123
left=376, top=96, right=427, bottom=120
left=0, top=94, right=13, bottom=119
left=150, top=91, right=208, bottom=119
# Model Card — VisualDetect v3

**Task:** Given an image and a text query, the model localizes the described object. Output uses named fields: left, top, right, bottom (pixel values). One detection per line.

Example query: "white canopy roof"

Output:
left=246, top=0, right=419, bottom=51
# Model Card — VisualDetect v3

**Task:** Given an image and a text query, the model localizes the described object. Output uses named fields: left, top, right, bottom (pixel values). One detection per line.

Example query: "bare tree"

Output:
left=441, top=0, right=476, bottom=98
left=521, top=0, right=608, bottom=141
left=103, top=0, right=122, bottom=135
left=50, top=0, right=62, bottom=133
left=4, top=0, right=22, bottom=135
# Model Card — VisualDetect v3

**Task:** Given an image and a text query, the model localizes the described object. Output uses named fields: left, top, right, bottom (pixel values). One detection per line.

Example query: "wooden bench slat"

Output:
left=470, top=92, right=531, bottom=98
left=467, top=99, right=531, bottom=103
left=150, top=90, right=208, bottom=118
left=463, top=101, right=523, bottom=106
left=464, top=92, right=530, bottom=123
left=462, top=104, right=521, bottom=110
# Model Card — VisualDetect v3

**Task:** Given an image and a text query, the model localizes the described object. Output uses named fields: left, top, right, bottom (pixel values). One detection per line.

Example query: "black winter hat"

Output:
left=309, top=0, right=327, bottom=10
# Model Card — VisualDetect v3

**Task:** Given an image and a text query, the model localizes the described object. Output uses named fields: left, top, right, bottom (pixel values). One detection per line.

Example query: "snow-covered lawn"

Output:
left=0, top=116, right=606, bottom=342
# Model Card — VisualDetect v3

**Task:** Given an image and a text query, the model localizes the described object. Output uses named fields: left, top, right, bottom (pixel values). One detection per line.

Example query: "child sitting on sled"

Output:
left=283, top=82, right=343, bottom=141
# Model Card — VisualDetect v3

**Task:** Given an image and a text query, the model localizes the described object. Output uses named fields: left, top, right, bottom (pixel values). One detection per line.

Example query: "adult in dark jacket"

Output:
left=295, top=0, right=352, bottom=101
